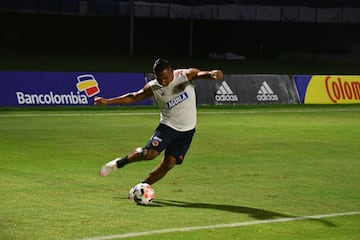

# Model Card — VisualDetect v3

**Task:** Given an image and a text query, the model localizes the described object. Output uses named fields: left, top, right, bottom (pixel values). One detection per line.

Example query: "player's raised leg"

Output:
left=99, top=148, right=159, bottom=177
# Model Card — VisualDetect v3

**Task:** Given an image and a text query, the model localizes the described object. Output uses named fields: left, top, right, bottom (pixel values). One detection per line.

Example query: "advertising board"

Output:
left=1, top=71, right=151, bottom=106
left=194, top=74, right=299, bottom=105
left=294, top=75, right=360, bottom=104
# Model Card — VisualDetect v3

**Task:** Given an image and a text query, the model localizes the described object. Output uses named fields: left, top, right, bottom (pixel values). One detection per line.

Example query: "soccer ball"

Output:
left=128, top=183, right=155, bottom=205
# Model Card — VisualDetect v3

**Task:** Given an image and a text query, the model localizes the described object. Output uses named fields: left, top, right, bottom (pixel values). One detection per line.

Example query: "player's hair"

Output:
left=153, top=58, right=171, bottom=74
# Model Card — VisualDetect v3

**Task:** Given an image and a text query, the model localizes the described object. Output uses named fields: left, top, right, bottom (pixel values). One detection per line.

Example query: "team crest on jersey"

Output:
left=175, top=70, right=184, bottom=77
left=167, top=92, right=189, bottom=110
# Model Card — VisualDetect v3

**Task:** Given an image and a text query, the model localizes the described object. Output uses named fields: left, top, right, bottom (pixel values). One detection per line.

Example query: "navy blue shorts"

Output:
left=145, top=124, right=195, bottom=164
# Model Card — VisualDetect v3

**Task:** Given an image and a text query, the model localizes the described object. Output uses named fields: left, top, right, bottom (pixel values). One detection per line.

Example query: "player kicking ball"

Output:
left=95, top=58, right=223, bottom=185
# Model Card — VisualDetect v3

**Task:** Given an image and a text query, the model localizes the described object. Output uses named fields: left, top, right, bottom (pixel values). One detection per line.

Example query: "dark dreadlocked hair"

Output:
left=152, top=58, right=172, bottom=74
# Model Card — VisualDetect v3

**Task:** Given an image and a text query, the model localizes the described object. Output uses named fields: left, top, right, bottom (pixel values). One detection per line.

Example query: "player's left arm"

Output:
left=186, top=68, right=223, bottom=81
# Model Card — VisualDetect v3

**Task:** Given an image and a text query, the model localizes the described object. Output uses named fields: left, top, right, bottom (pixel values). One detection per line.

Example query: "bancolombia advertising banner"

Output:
left=294, top=75, right=360, bottom=104
left=1, top=71, right=152, bottom=106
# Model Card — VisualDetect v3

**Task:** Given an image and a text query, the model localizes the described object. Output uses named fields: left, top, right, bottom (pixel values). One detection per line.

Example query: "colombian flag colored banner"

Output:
left=294, top=75, right=360, bottom=104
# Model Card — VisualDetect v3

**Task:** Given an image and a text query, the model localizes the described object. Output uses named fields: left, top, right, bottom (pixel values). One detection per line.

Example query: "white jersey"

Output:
left=148, top=69, right=196, bottom=131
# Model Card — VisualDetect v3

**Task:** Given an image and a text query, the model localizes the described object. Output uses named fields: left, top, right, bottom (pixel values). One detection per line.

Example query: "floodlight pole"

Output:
left=129, top=0, right=134, bottom=56
left=189, top=17, right=194, bottom=57
left=189, top=0, right=194, bottom=57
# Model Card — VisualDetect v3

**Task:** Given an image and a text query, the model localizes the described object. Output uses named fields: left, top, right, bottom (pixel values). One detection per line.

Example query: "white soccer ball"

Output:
left=128, top=183, right=155, bottom=205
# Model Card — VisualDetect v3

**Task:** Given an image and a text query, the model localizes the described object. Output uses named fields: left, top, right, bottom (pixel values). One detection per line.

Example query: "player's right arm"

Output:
left=94, top=83, right=153, bottom=106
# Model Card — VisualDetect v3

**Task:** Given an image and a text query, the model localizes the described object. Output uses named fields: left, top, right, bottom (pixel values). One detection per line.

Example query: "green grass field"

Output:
left=1, top=105, right=359, bottom=240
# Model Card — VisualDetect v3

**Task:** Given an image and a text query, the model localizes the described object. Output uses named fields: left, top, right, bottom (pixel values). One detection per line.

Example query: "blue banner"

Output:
left=293, top=75, right=312, bottom=104
left=1, top=71, right=152, bottom=106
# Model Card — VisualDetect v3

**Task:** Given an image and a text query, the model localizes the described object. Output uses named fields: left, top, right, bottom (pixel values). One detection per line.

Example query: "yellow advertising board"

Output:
left=304, top=75, right=360, bottom=104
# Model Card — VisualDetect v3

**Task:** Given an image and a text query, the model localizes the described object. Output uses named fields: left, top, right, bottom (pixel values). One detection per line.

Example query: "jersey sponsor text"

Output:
left=167, top=92, right=189, bottom=109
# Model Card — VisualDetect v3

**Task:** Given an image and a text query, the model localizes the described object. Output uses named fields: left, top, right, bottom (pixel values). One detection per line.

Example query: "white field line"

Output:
left=0, top=112, right=159, bottom=117
left=0, top=108, right=359, bottom=118
left=80, top=211, right=360, bottom=240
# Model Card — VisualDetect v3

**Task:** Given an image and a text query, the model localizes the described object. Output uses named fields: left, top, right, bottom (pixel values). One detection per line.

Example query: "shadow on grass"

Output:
left=152, top=199, right=336, bottom=227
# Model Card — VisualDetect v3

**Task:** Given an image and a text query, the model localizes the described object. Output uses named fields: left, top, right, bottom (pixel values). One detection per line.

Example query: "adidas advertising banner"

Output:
left=0, top=71, right=152, bottom=106
left=294, top=75, right=360, bottom=104
left=194, top=74, right=300, bottom=105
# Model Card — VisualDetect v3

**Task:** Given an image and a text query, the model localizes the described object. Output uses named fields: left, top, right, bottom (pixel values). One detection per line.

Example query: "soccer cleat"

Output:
left=99, top=158, right=120, bottom=177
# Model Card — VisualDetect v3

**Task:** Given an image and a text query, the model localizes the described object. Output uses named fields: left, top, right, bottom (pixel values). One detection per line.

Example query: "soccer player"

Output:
left=94, top=58, right=223, bottom=185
